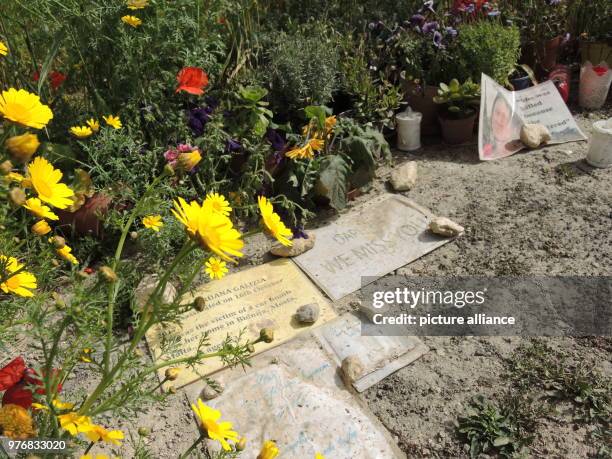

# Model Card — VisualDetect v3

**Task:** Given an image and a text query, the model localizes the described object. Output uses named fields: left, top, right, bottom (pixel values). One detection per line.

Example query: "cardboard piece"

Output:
left=146, top=259, right=337, bottom=387
left=184, top=335, right=406, bottom=459
left=313, top=313, right=428, bottom=392
left=294, top=194, right=452, bottom=300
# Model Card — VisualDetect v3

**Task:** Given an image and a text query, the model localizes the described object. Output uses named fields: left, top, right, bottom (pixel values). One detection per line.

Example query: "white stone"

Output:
left=520, top=123, right=551, bottom=149
left=429, top=217, right=464, bottom=237
left=341, top=355, right=365, bottom=386
left=200, top=381, right=224, bottom=400
left=390, top=161, right=418, bottom=191
left=295, top=303, right=320, bottom=324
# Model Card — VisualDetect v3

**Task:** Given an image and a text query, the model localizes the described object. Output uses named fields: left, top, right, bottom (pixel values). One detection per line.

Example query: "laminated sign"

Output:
left=146, top=259, right=337, bottom=387
left=294, top=194, right=452, bottom=300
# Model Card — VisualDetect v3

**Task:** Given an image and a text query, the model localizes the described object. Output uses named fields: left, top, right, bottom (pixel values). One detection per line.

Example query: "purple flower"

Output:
left=225, top=138, right=242, bottom=153
left=420, top=0, right=435, bottom=14
left=445, top=26, right=458, bottom=38
left=410, top=14, right=426, bottom=26
left=292, top=227, right=309, bottom=239
left=266, top=128, right=287, bottom=153
left=466, top=4, right=475, bottom=13
left=546, top=0, right=561, bottom=5
left=422, top=21, right=439, bottom=34
left=188, top=106, right=214, bottom=136
left=433, top=31, right=443, bottom=48
left=487, top=9, right=501, bottom=17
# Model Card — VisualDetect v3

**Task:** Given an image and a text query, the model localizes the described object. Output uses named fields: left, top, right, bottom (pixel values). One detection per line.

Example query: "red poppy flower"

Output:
left=175, top=67, right=209, bottom=95
left=84, top=267, right=94, bottom=274
left=32, top=70, right=67, bottom=90
left=0, top=357, right=26, bottom=391
left=593, top=66, right=608, bottom=77
left=0, top=357, right=62, bottom=409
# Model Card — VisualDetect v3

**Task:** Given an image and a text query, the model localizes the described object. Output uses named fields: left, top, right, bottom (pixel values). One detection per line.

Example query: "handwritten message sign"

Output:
left=184, top=334, right=405, bottom=459
left=294, top=194, right=452, bottom=300
left=146, top=259, right=336, bottom=387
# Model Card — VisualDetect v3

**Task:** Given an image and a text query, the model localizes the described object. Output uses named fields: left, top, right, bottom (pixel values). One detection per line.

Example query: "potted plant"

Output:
left=509, top=64, right=537, bottom=91
left=433, top=79, right=481, bottom=145
left=571, top=0, right=612, bottom=66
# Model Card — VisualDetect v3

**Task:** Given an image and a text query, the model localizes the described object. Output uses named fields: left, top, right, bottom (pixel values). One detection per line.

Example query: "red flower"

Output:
left=175, top=67, right=209, bottom=95
left=32, top=70, right=67, bottom=90
left=593, top=66, right=608, bottom=77
left=0, top=357, right=62, bottom=409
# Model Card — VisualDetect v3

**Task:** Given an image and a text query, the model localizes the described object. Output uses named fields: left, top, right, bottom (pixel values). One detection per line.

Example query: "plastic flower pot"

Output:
left=510, top=75, right=533, bottom=91
left=438, top=112, right=477, bottom=145
left=586, top=118, right=612, bottom=168
left=550, top=65, right=571, bottom=103
left=396, top=108, right=422, bottom=151
left=579, top=62, right=612, bottom=109
left=404, top=80, right=440, bottom=135
left=56, top=192, right=112, bottom=238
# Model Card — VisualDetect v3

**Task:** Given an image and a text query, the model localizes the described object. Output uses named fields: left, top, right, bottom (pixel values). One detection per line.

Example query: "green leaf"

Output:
left=493, top=436, right=511, bottom=447
left=304, top=105, right=330, bottom=129
left=38, top=28, right=65, bottom=95
left=314, top=155, right=350, bottom=210
left=240, top=86, right=268, bottom=103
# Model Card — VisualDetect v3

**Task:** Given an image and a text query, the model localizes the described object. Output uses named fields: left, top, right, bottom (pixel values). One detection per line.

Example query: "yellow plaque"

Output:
left=146, top=259, right=336, bottom=388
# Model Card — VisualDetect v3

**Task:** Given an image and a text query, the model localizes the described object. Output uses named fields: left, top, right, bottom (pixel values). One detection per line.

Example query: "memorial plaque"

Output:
left=294, top=194, right=453, bottom=300
left=146, top=259, right=336, bottom=387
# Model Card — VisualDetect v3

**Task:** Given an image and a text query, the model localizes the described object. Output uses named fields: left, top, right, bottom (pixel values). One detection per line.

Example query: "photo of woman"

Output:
left=479, top=78, right=524, bottom=160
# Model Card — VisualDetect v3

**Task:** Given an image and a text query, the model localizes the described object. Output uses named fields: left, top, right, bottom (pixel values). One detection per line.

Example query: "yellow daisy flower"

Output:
left=81, top=454, right=118, bottom=459
left=142, top=215, right=163, bottom=232
left=56, top=244, right=78, bottom=265
left=121, top=15, right=142, bottom=28
left=191, top=399, right=239, bottom=451
left=70, top=126, right=93, bottom=138
left=23, top=197, right=59, bottom=220
left=0, top=404, right=36, bottom=439
left=257, top=196, right=293, bottom=247
left=5, top=133, right=40, bottom=162
left=0, top=88, right=53, bottom=129
left=102, top=114, right=122, bottom=129
left=27, top=157, right=75, bottom=209
left=4, top=172, right=25, bottom=184
left=286, top=144, right=313, bottom=160
left=0, top=255, right=37, bottom=297
left=80, top=348, right=93, bottom=363
left=204, top=256, right=228, bottom=280
left=315, top=454, right=325, bottom=459
left=325, top=115, right=337, bottom=134
left=172, top=197, right=244, bottom=262
left=86, top=118, right=100, bottom=132
left=203, top=192, right=232, bottom=216
left=32, top=398, right=75, bottom=412
left=257, top=440, right=279, bottom=459
left=32, top=220, right=52, bottom=236
left=308, top=137, right=324, bottom=153
left=177, top=150, right=201, bottom=172
left=127, top=0, right=149, bottom=9
left=85, top=424, right=124, bottom=446
left=58, top=412, right=94, bottom=436
left=0, top=41, right=8, bottom=56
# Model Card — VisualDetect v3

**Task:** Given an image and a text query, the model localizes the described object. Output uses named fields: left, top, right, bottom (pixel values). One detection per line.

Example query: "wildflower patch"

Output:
left=146, top=259, right=337, bottom=388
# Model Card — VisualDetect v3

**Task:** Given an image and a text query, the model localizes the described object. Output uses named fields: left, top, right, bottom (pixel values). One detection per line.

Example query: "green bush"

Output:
left=263, top=23, right=340, bottom=121
left=455, top=21, right=521, bottom=84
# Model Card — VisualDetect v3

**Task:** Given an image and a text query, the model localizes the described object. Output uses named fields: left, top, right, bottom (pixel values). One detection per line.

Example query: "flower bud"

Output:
left=193, top=296, right=206, bottom=312
left=163, top=164, right=175, bottom=177
left=6, top=133, right=40, bottom=163
left=0, top=160, right=13, bottom=175
left=130, top=231, right=138, bottom=240
left=99, top=266, right=118, bottom=283
left=138, top=427, right=150, bottom=437
left=259, top=328, right=274, bottom=343
left=50, top=236, right=66, bottom=249
left=165, top=367, right=181, bottom=381
left=166, top=385, right=176, bottom=394
left=246, top=343, right=255, bottom=353
left=32, top=220, right=51, bottom=236
left=51, top=259, right=60, bottom=267
left=236, top=437, right=247, bottom=451
left=21, top=178, right=32, bottom=188
left=9, top=187, right=26, bottom=206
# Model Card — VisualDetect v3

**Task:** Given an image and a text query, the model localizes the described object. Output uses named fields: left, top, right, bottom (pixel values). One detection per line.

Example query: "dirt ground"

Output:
left=5, top=107, right=611, bottom=458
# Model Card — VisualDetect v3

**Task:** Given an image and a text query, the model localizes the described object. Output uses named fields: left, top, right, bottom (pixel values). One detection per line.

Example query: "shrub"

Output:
left=263, top=23, right=340, bottom=121
left=455, top=21, right=521, bottom=84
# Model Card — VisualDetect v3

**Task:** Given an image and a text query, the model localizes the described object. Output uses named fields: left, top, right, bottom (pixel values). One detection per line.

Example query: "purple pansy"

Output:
left=422, top=21, right=439, bottom=34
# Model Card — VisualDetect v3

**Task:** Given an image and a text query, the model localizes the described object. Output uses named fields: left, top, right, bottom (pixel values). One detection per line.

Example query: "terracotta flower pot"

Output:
left=538, top=36, right=563, bottom=72
left=56, top=192, right=112, bottom=238
left=403, top=81, right=440, bottom=136
left=438, top=113, right=477, bottom=145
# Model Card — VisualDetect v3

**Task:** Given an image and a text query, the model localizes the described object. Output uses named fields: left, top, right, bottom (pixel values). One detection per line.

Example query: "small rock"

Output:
left=520, top=123, right=551, bottom=149
left=134, top=274, right=177, bottom=311
left=429, top=217, right=464, bottom=237
left=200, top=381, right=224, bottom=400
left=341, top=355, right=364, bottom=386
left=390, top=161, right=418, bottom=191
left=270, top=232, right=316, bottom=257
left=295, top=303, right=320, bottom=324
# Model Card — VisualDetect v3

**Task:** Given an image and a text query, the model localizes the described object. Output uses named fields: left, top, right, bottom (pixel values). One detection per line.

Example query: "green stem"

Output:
left=178, top=433, right=206, bottom=459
